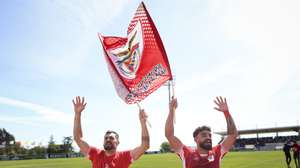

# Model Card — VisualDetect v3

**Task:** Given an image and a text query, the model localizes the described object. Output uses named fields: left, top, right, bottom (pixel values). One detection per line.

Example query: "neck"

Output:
left=104, top=149, right=116, bottom=156
left=197, top=146, right=209, bottom=154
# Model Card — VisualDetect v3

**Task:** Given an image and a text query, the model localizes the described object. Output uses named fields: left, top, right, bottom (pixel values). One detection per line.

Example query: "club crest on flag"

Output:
left=109, top=21, right=144, bottom=79
left=98, top=2, right=172, bottom=104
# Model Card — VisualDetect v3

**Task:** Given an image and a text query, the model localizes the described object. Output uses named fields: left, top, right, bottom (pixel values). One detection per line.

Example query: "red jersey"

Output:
left=293, top=144, right=300, bottom=153
left=88, top=147, right=133, bottom=168
left=177, top=144, right=227, bottom=168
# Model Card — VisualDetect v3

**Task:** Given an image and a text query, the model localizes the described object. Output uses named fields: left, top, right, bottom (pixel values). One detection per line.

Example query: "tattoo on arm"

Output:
left=226, top=116, right=237, bottom=135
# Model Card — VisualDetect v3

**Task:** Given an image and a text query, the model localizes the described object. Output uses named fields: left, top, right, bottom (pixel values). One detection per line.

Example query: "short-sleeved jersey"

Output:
left=88, top=147, right=133, bottom=168
left=293, top=144, right=300, bottom=153
left=177, top=144, right=227, bottom=168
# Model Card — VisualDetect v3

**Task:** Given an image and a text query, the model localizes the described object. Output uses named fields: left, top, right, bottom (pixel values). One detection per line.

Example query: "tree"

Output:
left=62, top=136, right=73, bottom=155
left=160, top=141, right=171, bottom=153
left=47, top=135, right=56, bottom=154
left=0, top=128, right=16, bottom=155
left=30, top=146, right=47, bottom=158
left=48, top=135, right=55, bottom=146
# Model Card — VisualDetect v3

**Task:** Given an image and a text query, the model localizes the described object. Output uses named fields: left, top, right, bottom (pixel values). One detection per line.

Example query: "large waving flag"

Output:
left=98, top=2, right=172, bottom=104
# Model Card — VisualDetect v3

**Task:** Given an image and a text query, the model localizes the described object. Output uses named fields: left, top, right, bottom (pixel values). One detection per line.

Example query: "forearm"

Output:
left=73, top=114, right=83, bottom=141
left=165, top=109, right=175, bottom=138
left=140, top=122, right=150, bottom=149
left=224, top=112, right=238, bottom=136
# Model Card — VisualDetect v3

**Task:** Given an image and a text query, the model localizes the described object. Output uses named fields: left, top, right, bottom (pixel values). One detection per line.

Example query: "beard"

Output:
left=199, top=141, right=212, bottom=150
left=103, top=142, right=115, bottom=151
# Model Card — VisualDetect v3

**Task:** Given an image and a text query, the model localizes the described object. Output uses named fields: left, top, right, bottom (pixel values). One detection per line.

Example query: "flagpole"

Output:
left=171, top=80, right=175, bottom=98
left=136, top=102, right=152, bottom=128
left=136, top=102, right=142, bottom=110
left=171, top=80, right=176, bottom=124
left=168, top=80, right=171, bottom=103
left=167, top=79, right=176, bottom=124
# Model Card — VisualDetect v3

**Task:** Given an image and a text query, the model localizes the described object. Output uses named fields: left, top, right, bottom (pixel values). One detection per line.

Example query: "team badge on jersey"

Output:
left=207, top=151, right=215, bottom=162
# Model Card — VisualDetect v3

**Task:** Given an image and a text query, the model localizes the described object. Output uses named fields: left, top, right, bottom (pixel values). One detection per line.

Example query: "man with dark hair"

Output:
left=193, top=126, right=211, bottom=139
left=283, top=140, right=292, bottom=168
left=165, top=96, right=238, bottom=168
left=73, top=96, right=150, bottom=168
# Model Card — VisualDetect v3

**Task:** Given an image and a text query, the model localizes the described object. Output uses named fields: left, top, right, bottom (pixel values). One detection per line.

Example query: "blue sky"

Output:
left=1, top=0, right=300, bottom=151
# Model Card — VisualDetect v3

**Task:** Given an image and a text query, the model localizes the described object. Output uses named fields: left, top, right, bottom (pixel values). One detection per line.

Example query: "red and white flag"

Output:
left=98, top=2, right=172, bottom=104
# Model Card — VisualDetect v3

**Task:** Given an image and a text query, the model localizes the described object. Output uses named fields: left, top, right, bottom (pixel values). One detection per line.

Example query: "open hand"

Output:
left=72, top=96, right=87, bottom=114
left=214, top=96, right=229, bottom=113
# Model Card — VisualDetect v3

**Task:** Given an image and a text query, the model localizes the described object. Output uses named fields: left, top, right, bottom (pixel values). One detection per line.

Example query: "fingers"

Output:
left=215, top=96, right=226, bottom=105
left=139, top=109, right=148, bottom=120
left=214, top=107, right=221, bottom=111
left=172, top=97, right=178, bottom=106
left=142, top=111, right=148, bottom=119
left=82, top=97, right=85, bottom=104
left=220, top=96, right=224, bottom=103
left=216, top=96, right=221, bottom=104
left=76, top=96, right=79, bottom=104
left=139, top=108, right=144, bottom=113
left=74, top=96, right=86, bottom=105
left=214, top=100, right=220, bottom=106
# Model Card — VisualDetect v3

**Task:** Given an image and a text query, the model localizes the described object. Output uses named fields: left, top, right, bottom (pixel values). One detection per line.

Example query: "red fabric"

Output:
left=88, top=147, right=132, bottom=168
left=98, top=2, right=172, bottom=104
left=293, top=144, right=300, bottom=152
left=177, top=145, right=226, bottom=168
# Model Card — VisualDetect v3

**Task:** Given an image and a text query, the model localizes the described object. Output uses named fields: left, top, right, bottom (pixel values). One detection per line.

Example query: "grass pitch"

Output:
left=0, top=151, right=293, bottom=168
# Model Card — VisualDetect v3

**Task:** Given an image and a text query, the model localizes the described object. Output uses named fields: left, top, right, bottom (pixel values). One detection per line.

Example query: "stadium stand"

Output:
left=215, top=125, right=300, bottom=151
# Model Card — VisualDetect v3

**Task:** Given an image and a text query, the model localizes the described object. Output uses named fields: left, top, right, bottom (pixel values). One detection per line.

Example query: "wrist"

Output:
left=169, top=108, right=176, bottom=113
left=223, top=110, right=230, bottom=118
left=75, top=113, right=81, bottom=117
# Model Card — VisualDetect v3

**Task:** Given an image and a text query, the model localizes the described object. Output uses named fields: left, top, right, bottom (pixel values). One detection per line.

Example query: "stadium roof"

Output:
left=215, top=125, right=300, bottom=136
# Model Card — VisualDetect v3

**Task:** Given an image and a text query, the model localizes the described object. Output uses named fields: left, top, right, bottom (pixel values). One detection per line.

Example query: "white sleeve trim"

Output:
left=177, top=146, right=186, bottom=168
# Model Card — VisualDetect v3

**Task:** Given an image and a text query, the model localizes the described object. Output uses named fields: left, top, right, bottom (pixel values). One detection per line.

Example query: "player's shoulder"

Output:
left=117, top=150, right=131, bottom=156
left=176, top=145, right=194, bottom=155
left=89, top=147, right=104, bottom=155
left=213, top=144, right=222, bottom=149
left=182, top=145, right=195, bottom=152
left=212, top=144, right=222, bottom=153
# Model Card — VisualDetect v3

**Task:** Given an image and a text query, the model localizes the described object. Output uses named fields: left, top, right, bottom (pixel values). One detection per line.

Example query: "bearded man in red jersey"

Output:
left=165, top=96, right=238, bottom=168
left=73, top=96, right=149, bottom=168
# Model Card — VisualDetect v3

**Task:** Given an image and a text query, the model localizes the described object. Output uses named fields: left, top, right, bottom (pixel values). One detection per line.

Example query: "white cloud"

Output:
left=0, top=96, right=72, bottom=124
left=157, top=0, right=300, bottom=136
left=176, top=59, right=240, bottom=96
left=218, top=0, right=300, bottom=115
left=26, top=0, right=133, bottom=78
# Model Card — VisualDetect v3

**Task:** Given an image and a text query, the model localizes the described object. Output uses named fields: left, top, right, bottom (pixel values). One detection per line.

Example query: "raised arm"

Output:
left=130, top=108, right=150, bottom=161
left=165, top=96, right=183, bottom=152
left=213, top=96, right=238, bottom=151
left=73, top=96, right=90, bottom=155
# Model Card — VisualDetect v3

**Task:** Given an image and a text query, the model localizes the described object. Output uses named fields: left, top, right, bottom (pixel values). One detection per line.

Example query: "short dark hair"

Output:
left=193, top=126, right=211, bottom=138
left=105, top=130, right=119, bottom=140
